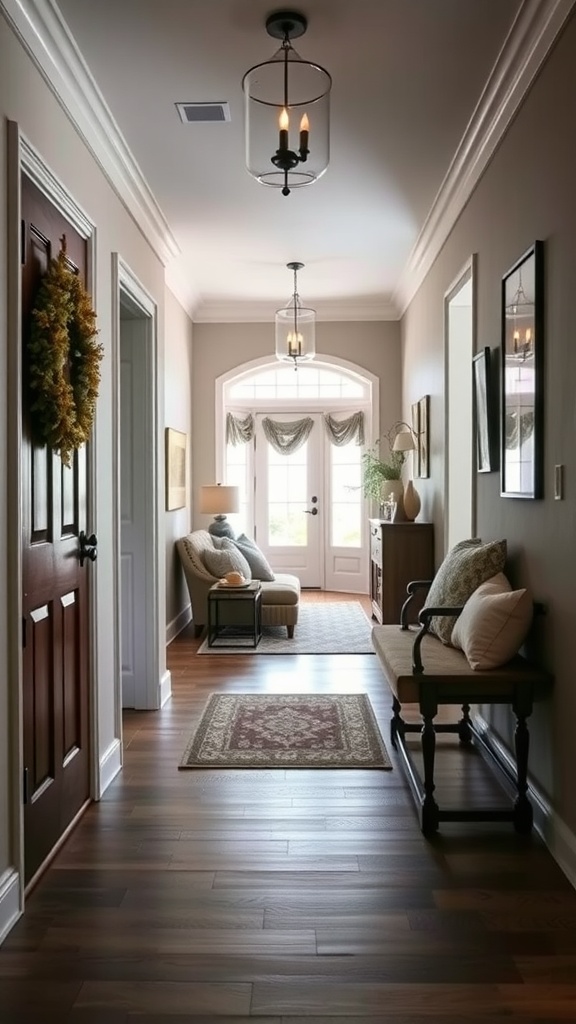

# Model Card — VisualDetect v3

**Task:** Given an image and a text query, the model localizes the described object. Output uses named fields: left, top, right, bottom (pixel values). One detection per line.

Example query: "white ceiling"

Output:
left=39, top=0, right=558, bottom=321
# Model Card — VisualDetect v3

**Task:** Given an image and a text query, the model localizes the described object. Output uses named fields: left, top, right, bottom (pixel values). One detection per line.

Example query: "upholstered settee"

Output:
left=177, top=530, right=300, bottom=637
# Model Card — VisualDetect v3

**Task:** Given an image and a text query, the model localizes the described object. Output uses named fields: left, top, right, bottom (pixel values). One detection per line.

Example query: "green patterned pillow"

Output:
left=425, top=538, right=507, bottom=645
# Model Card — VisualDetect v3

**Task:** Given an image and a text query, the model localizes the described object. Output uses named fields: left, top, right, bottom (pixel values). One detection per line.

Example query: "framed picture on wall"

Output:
left=411, top=401, right=421, bottom=477
left=473, top=347, right=492, bottom=472
left=501, top=241, right=544, bottom=499
left=418, top=395, right=429, bottom=478
left=165, top=428, right=187, bottom=510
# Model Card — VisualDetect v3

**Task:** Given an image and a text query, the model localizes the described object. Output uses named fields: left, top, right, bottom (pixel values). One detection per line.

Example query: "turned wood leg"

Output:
left=513, top=712, right=533, bottom=834
left=421, top=713, right=439, bottom=835
left=287, top=624, right=295, bottom=638
left=457, top=702, right=473, bottom=744
left=390, top=696, right=405, bottom=749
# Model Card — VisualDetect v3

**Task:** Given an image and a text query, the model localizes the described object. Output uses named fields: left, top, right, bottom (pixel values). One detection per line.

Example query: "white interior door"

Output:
left=254, top=413, right=323, bottom=587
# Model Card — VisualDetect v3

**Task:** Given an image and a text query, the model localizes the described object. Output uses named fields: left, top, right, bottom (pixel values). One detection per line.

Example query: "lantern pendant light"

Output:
left=275, top=262, right=316, bottom=368
left=242, top=11, right=331, bottom=196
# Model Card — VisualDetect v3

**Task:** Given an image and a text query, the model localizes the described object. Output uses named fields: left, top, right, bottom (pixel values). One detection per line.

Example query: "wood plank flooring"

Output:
left=2, top=592, right=576, bottom=1022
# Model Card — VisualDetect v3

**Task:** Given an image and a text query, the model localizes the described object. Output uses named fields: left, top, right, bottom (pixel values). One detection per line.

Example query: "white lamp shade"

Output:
left=199, top=485, right=240, bottom=515
left=275, top=305, right=316, bottom=362
left=392, top=429, right=416, bottom=453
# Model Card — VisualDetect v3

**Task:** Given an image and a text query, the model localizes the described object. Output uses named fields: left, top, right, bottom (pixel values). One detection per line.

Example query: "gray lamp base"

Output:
left=208, top=515, right=235, bottom=539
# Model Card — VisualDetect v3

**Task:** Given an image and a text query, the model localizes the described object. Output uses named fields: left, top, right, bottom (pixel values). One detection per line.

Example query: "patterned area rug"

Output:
left=197, top=601, right=375, bottom=655
left=179, top=693, right=392, bottom=769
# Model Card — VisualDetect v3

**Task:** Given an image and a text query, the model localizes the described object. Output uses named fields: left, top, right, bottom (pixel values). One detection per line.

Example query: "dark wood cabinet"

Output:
left=369, top=519, right=434, bottom=624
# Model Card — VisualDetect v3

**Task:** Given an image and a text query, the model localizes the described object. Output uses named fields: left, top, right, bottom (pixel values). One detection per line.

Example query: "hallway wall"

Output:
left=401, top=12, right=576, bottom=879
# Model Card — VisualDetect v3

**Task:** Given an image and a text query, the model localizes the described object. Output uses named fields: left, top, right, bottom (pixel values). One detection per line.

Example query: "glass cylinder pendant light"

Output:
left=275, top=262, right=316, bottom=368
left=242, top=11, right=331, bottom=196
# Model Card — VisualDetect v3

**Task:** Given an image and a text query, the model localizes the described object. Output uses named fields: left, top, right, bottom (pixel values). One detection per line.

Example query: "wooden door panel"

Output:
left=22, top=176, right=91, bottom=884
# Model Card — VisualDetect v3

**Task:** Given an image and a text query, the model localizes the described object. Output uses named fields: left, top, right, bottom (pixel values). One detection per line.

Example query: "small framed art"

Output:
left=165, top=428, right=187, bottom=510
left=418, top=395, right=429, bottom=478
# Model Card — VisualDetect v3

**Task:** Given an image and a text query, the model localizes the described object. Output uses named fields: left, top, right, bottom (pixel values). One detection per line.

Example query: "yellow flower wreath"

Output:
left=27, top=237, right=104, bottom=467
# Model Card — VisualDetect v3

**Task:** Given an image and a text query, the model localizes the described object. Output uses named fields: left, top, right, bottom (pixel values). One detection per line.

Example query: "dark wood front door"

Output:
left=21, top=176, right=92, bottom=884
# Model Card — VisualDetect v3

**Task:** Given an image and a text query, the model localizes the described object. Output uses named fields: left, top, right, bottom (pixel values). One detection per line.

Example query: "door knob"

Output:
left=304, top=507, right=318, bottom=516
left=79, top=530, right=98, bottom=567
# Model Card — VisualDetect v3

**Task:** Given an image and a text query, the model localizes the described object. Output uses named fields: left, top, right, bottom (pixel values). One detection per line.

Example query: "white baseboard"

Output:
left=159, top=669, right=172, bottom=707
left=0, top=868, right=21, bottom=946
left=166, top=604, right=192, bottom=644
left=474, top=713, right=576, bottom=889
left=99, top=737, right=122, bottom=795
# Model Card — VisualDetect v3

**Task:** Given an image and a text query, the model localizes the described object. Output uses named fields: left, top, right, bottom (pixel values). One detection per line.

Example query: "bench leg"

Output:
left=421, top=713, right=439, bottom=835
left=457, top=703, right=473, bottom=744
left=390, top=696, right=406, bottom=749
left=287, top=625, right=295, bottom=639
left=513, top=712, right=533, bottom=834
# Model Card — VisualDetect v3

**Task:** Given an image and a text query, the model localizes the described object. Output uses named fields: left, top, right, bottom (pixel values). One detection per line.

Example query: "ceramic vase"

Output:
left=403, top=479, right=421, bottom=522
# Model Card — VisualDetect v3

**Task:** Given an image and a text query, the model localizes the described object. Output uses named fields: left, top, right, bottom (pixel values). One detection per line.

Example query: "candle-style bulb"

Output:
left=299, top=112, right=310, bottom=160
left=278, top=107, right=289, bottom=152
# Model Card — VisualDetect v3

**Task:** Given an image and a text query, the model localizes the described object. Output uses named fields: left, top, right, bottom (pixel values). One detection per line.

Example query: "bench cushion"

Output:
left=371, top=624, right=547, bottom=705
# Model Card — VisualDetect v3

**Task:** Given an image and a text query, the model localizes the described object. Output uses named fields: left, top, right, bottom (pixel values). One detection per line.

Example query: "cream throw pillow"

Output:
left=452, top=572, right=533, bottom=670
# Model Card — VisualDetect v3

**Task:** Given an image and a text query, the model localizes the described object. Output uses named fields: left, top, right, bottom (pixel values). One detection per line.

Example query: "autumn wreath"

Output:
left=27, top=235, right=104, bottom=466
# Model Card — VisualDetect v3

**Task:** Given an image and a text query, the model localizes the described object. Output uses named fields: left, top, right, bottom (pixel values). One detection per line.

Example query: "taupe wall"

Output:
left=401, top=14, right=576, bottom=858
left=191, top=320, right=402, bottom=527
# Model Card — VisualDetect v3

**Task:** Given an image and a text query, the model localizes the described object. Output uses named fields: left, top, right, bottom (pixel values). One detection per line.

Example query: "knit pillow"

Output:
left=425, top=538, right=507, bottom=645
left=232, top=534, right=275, bottom=582
left=201, top=538, right=252, bottom=581
left=452, top=572, right=533, bottom=670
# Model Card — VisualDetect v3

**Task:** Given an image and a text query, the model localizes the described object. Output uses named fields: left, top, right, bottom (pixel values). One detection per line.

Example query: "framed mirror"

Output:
left=501, top=241, right=544, bottom=499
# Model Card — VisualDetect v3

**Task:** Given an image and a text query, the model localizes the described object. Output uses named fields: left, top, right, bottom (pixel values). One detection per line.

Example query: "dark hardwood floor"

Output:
left=2, top=592, right=576, bottom=1021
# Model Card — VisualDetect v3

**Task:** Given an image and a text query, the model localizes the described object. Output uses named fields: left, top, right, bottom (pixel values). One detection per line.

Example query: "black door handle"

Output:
left=79, top=530, right=98, bottom=567
left=304, top=507, right=318, bottom=516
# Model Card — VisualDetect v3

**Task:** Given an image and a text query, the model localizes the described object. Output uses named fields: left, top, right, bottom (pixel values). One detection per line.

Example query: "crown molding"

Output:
left=1, top=0, right=179, bottom=266
left=3, top=0, right=573, bottom=321
left=191, top=297, right=399, bottom=324
left=394, top=0, right=576, bottom=315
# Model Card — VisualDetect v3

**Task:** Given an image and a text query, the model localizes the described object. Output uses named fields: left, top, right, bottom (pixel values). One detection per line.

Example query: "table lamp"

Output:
left=200, top=484, right=240, bottom=538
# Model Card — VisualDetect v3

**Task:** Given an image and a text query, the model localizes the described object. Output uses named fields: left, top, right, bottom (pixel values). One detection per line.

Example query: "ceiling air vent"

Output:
left=175, top=102, right=231, bottom=124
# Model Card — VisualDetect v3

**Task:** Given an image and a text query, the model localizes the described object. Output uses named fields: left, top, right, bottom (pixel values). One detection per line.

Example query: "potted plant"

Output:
left=362, top=423, right=415, bottom=519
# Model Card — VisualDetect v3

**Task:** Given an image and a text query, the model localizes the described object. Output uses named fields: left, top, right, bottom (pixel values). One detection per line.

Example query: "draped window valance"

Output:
left=261, top=416, right=314, bottom=455
left=323, top=411, right=364, bottom=447
left=226, top=412, right=254, bottom=446
left=226, top=410, right=365, bottom=453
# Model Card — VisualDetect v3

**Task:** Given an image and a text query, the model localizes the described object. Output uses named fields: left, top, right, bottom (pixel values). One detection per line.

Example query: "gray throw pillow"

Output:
left=424, top=538, right=507, bottom=646
left=202, top=538, right=252, bottom=581
left=233, top=534, right=275, bottom=582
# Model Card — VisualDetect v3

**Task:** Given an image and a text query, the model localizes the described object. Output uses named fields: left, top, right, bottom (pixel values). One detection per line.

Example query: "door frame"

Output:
left=216, top=354, right=379, bottom=592
left=443, top=254, right=477, bottom=553
left=6, top=123, right=99, bottom=915
left=112, top=255, right=164, bottom=710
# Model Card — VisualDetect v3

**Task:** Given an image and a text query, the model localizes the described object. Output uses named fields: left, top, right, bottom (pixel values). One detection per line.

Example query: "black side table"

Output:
left=207, top=582, right=262, bottom=648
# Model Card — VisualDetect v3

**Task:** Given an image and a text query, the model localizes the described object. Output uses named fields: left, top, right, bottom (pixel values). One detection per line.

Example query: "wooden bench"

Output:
left=371, top=582, right=552, bottom=836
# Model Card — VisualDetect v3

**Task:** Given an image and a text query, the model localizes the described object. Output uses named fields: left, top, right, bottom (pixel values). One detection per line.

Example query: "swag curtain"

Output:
left=226, top=410, right=365, bottom=453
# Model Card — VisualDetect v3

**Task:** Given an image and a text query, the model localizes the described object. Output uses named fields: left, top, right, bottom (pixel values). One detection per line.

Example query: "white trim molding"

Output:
left=98, top=739, right=122, bottom=796
left=0, top=869, right=21, bottom=945
left=395, top=0, right=576, bottom=314
left=1, top=0, right=179, bottom=267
